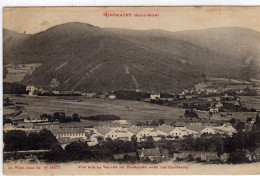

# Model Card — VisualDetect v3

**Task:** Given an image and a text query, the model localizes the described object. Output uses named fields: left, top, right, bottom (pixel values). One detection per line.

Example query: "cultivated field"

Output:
left=4, top=95, right=258, bottom=126
left=4, top=63, right=41, bottom=83
left=4, top=95, right=185, bottom=123
left=239, top=96, right=260, bottom=111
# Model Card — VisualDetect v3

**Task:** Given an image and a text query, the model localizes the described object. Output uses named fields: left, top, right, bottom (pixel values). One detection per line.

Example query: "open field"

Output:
left=4, top=95, right=258, bottom=125
left=4, top=95, right=185, bottom=123
left=197, top=111, right=258, bottom=121
left=4, top=63, right=41, bottom=83
left=239, top=96, right=260, bottom=111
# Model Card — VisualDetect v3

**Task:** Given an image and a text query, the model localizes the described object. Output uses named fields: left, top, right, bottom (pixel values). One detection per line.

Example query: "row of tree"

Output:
left=184, top=109, right=199, bottom=118
left=47, top=136, right=140, bottom=162
left=40, top=112, right=80, bottom=123
left=230, top=113, right=260, bottom=131
left=3, top=129, right=58, bottom=152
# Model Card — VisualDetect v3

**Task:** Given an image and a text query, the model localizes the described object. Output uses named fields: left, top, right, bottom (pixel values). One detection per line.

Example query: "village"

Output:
left=3, top=81, right=260, bottom=164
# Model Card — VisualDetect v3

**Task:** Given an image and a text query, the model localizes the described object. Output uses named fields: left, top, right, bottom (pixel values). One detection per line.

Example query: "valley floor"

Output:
left=4, top=94, right=259, bottom=126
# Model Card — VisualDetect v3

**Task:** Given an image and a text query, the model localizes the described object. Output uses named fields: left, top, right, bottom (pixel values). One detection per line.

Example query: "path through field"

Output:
left=71, top=63, right=103, bottom=92
left=125, top=64, right=139, bottom=89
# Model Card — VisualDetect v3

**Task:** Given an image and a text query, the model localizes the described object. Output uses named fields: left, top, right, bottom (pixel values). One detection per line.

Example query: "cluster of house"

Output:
left=173, top=147, right=260, bottom=163
left=110, top=146, right=260, bottom=163
left=4, top=122, right=260, bottom=163
left=3, top=122, right=237, bottom=149
left=208, top=93, right=242, bottom=113
left=56, top=123, right=236, bottom=147
left=24, top=117, right=49, bottom=123
left=135, top=149, right=230, bottom=163
left=194, top=80, right=259, bottom=95
left=26, top=86, right=48, bottom=96
left=26, top=86, right=117, bottom=99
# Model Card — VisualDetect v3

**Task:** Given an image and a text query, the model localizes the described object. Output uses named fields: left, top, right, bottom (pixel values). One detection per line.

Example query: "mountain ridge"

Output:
left=3, top=22, right=260, bottom=92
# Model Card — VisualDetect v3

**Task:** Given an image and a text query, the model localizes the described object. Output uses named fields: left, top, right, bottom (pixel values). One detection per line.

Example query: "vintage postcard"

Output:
left=2, top=7, right=260, bottom=175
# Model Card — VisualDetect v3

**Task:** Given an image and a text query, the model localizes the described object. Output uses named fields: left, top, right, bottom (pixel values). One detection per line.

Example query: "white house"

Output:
left=3, top=123, right=18, bottom=131
left=105, top=128, right=132, bottom=141
left=24, top=117, right=48, bottom=123
left=150, top=93, right=160, bottom=100
left=127, top=126, right=158, bottom=142
left=169, top=127, right=196, bottom=139
left=109, top=94, right=116, bottom=99
left=139, top=147, right=161, bottom=162
left=200, top=126, right=217, bottom=135
left=157, top=124, right=175, bottom=136
left=51, top=127, right=86, bottom=140
left=94, top=126, right=112, bottom=138
left=213, top=124, right=236, bottom=136
left=52, top=91, right=61, bottom=95
left=210, top=108, right=219, bottom=113
left=157, top=124, right=199, bottom=139
left=26, top=86, right=39, bottom=96
left=215, top=102, right=223, bottom=108
left=82, top=92, right=96, bottom=97
left=185, top=128, right=199, bottom=137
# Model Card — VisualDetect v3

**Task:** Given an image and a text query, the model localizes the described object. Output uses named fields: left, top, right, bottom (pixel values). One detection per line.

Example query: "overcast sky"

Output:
left=3, top=7, right=260, bottom=34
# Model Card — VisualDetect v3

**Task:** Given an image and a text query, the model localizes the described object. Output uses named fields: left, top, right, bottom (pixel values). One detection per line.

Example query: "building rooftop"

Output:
left=58, top=137, right=85, bottom=144
left=95, top=126, right=111, bottom=135
left=157, top=124, right=175, bottom=133
left=51, top=127, right=85, bottom=135
left=127, top=125, right=144, bottom=135
left=186, top=123, right=207, bottom=132
left=141, top=148, right=161, bottom=157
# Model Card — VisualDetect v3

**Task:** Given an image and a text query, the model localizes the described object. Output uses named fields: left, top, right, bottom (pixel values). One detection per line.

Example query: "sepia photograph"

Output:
left=2, top=7, right=260, bottom=175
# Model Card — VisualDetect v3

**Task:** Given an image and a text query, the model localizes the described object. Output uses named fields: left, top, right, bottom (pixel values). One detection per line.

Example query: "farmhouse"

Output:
left=173, top=151, right=219, bottom=162
left=52, top=90, right=61, bottom=95
left=209, top=108, right=219, bottom=113
left=169, top=127, right=185, bottom=138
left=186, top=123, right=206, bottom=134
left=150, top=93, right=160, bottom=100
left=3, top=123, right=18, bottom=131
left=109, top=94, right=116, bottom=99
left=24, top=117, right=48, bottom=123
left=215, top=102, right=223, bottom=108
left=139, top=147, right=162, bottom=162
left=157, top=124, right=199, bottom=138
left=91, top=126, right=159, bottom=142
left=169, top=127, right=198, bottom=139
left=195, top=152, right=219, bottom=162
left=94, top=126, right=112, bottom=138
left=200, top=126, right=217, bottom=135
left=213, top=124, right=236, bottom=136
left=81, top=92, right=96, bottom=97
left=34, top=124, right=60, bottom=131
left=157, top=124, right=175, bottom=136
left=3, top=123, right=37, bottom=133
left=126, top=126, right=158, bottom=141
left=106, top=127, right=133, bottom=141
left=173, top=151, right=193, bottom=161
left=50, top=127, right=86, bottom=140
left=26, top=85, right=39, bottom=96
